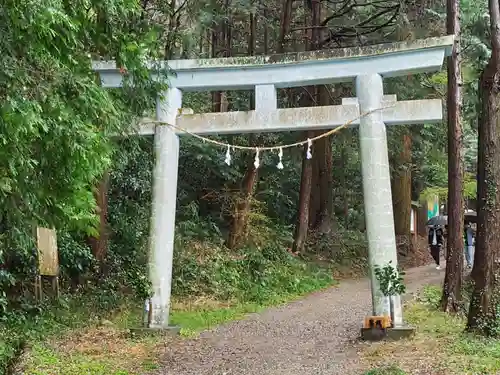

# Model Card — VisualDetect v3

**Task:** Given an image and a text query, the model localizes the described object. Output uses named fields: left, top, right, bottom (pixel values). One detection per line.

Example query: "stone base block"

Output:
left=129, top=325, right=180, bottom=337
left=386, top=326, right=415, bottom=340
left=360, top=326, right=415, bottom=341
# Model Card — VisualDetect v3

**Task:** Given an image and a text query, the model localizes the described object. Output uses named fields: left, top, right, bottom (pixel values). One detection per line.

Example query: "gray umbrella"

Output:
left=426, top=212, right=477, bottom=227
left=465, top=211, right=477, bottom=223
left=426, top=215, right=447, bottom=227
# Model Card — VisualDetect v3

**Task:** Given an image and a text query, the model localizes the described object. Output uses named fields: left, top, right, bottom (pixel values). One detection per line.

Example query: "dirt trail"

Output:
left=158, top=264, right=445, bottom=375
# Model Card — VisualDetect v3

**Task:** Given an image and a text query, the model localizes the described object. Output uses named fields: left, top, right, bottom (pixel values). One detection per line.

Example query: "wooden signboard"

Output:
left=36, top=227, right=59, bottom=276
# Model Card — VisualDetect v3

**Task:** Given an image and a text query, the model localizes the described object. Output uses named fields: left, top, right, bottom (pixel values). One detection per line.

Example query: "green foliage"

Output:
left=419, top=173, right=478, bottom=202
left=0, top=0, right=164, bottom=295
left=58, top=232, right=94, bottom=278
left=0, top=3, right=167, bottom=369
left=106, top=137, right=154, bottom=300
left=361, top=286, right=500, bottom=374
left=419, top=283, right=500, bottom=337
left=173, top=236, right=334, bottom=304
left=373, top=261, right=406, bottom=297
left=417, top=284, right=442, bottom=308
left=0, top=285, right=130, bottom=375
left=104, top=132, right=335, bottom=310
left=402, top=289, right=500, bottom=374
left=364, top=366, right=407, bottom=375
left=307, top=229, right=368, bottom=272
left=10, top=271, right=334, bottom=375
left=467, top=276, right=500, bottom=337
left=0, top=236, right=335, bottom=373
left=0, top=0, right=492, bottom=372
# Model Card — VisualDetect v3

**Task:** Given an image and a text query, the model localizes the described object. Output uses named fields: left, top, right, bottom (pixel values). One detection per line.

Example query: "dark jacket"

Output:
left=428, top=227, right=444, bottom=247
left=464, top=226, right=474, bottom=246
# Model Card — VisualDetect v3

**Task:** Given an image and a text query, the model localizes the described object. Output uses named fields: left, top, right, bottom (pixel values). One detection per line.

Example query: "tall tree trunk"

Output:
left=309, top=87, right=322, bottom=230
left=340, top=134, right=349, bottom=229
left=391, top=132, right=413, bottom=256
left=211, top=0, right=231, bottom=112
left=391, top=133, right=412, bottom=237
left=417, top=203, right=428, bottom=237
left=227, top=141, right=258, bottom=249
left=164, top=0, right=178, bottom=59
left=390, top=13, right=416, bottom=247
left=467, top=0, right=500, bottom=332
left=414, top=162, right=429, bottom=237
left=293, top=130, right=315, bottom=253
left=292, top=0, right=319, bottom=251
left=278, top=0, right=293, bottom=53
left=441, top=0, right=464, bottom=312
left=211, top=22, right=223, bottom=112
left=227, top=10, right=258, bottom=249
left=88, top=171, right=110, bottom=265
left=308, top=1, right=342, bottom=234
left=263, top=6, right=269, bottom=54
left=309, top=85, right=335, bottom=234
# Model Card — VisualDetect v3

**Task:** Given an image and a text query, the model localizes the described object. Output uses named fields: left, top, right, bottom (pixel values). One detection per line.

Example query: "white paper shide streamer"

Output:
left=224, top=145, right=232, bottom=165
left=277, top=147, right=284, bottom=169
left=149, top=106, right=386, bottom=171
left=306, top=138, right=313, bottom=159
left=223, top=141, right=313, bottom=169
left=254, top=148, right=260, bottom=169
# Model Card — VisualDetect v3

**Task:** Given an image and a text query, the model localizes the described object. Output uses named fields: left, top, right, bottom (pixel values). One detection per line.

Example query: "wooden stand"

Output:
left=35, top=227, right=60, bottom=301
left=34, top=275, right=60, bottom=301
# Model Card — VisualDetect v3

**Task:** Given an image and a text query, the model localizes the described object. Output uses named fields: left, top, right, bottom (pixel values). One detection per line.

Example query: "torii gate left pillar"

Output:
left=149, top=88, right=182, bottom=328
left=93, top=36, right=454, bottom=329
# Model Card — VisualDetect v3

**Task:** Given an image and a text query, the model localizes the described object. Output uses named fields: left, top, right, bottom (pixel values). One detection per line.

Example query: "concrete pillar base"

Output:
left=360, top=326, right=415, bottom=341
left=130, top=326, right=181, bottom=337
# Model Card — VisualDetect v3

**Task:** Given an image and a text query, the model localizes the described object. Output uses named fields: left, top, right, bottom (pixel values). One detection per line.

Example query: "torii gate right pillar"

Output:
left=356, top=73, right=402, bottom=326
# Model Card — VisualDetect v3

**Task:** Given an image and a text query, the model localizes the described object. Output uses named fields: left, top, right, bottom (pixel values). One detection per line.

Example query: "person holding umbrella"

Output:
left=427, top=211, right=477, bottom=270
left=428, top=224, right=444, bottom=270
left=427, top=215, right=447, bottom=269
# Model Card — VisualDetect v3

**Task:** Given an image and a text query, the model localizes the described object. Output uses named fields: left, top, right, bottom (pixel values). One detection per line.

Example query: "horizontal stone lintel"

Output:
left=93, top=36, right=453, bottom=72
left=130, top=99, right=442, bottom=136
left=93, top=36, right=454, bottom=91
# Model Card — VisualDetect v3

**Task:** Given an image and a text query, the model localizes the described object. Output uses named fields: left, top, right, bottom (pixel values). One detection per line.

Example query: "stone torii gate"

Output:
left=93, top=35, right=454, bottom=329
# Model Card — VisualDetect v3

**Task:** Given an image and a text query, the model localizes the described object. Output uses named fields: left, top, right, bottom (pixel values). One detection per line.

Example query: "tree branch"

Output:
left=320, top=1, right=353, bottom=26
left=319, top=4, right=400, bottom=47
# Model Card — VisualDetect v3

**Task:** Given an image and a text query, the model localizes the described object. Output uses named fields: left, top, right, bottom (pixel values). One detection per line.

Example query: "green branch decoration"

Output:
left=374, top=261, right=406, bottom=297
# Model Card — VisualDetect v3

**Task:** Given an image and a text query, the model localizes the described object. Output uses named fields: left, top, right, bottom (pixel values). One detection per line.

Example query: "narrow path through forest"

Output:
left=158, top=264, right=445, bottom=375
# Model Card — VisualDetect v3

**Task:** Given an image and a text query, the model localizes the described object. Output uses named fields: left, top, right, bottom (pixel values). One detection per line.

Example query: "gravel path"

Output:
left=159, top=264, right=445, bottom=375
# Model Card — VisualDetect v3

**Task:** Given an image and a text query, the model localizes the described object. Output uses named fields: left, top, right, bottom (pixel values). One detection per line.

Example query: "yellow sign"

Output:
left=37, top=227, right=59, bottom=276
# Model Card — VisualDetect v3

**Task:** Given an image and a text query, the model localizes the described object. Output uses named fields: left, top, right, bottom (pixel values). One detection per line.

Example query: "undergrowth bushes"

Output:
left=0, top=137, right=340, bottom=373
left=0, top=285, right=131, bottom=375
left=363, top=285, right=500, bottom=374
left=173, top=238, right=333, bottom=303
left=307, top=229, right=368, bottom=264
left=418, top=283, right=500, bottom=337
left=0, top=221, right=335, bottom=374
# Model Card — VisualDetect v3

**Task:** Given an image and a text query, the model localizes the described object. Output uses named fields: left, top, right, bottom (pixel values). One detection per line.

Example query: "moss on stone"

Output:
left=187, top=36, right=454, bottom=69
